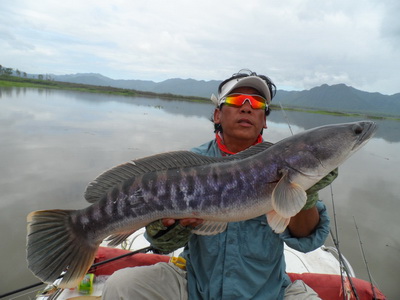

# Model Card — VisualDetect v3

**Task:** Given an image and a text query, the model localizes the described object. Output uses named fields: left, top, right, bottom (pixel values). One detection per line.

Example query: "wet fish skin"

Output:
left=77, top=157, right=273, bottom=236
left=26, top=121, right=377, bottom=288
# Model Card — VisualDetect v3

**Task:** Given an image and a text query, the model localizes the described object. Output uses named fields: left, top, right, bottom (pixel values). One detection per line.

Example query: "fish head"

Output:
left=277, top=121, right=377, bottom=187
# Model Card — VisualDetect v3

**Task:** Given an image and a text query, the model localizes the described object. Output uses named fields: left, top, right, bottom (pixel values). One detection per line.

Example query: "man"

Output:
left=103, top=69, right=337, bottom=299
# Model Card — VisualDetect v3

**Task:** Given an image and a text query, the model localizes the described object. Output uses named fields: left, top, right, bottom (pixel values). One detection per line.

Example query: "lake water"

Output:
left=0, top=87, right=399, bottom=299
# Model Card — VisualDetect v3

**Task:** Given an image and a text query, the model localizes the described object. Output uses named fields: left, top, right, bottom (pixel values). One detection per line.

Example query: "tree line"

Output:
left=0, top=64, right=53, bottom=80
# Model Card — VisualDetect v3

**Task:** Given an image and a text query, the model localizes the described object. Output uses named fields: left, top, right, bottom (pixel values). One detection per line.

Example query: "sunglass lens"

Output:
left=224, top=94, right=266, bottom=109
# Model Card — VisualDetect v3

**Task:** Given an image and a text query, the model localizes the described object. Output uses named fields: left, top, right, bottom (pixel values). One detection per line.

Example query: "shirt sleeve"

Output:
left=279, top=201, right=330, bottom=253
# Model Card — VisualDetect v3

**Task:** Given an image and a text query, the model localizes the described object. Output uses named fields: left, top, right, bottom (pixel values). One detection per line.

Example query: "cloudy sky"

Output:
left=1, top=0, right=399, bottom=95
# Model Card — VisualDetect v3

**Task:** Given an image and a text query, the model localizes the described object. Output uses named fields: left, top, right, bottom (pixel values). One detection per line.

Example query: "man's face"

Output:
left=214, top=87, right=267, bottom=142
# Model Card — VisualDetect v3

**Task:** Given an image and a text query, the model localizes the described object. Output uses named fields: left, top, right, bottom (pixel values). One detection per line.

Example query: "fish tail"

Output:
left=26, top=209, right=99, bottom=288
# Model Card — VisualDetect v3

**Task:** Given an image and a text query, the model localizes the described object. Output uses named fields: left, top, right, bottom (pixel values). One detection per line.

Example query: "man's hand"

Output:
left=162, top=218, right=204, bottom=228
left=146, top=218, right=203, bottom=253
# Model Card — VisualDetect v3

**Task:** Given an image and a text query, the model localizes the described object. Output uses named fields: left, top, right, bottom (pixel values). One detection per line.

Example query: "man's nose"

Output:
left=240, top=100, right=253, bottom=112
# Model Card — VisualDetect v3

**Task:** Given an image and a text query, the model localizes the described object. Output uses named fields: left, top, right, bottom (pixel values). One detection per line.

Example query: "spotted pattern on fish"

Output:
left=26, top=121, right=377, bottom=289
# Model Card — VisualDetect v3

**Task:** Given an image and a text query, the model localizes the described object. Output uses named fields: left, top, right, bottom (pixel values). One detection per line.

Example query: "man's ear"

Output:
left=214, top=108, right=221, bottom=124
left=263, top=116, right=267, bottom=129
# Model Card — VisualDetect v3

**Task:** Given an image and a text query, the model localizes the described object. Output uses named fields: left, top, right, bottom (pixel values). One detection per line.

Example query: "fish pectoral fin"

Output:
left=272, top=171, right=307, bottom=218
left=192, top=221, right=228, bottom=235
left=266, top=211, right=291, bottom=233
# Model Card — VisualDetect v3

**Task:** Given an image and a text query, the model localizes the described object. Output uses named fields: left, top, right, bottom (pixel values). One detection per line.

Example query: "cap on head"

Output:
left=211, top=69, right=274, bottom=107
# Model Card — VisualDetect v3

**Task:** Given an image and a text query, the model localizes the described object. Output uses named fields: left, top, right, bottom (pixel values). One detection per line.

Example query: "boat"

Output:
left=31, top=230, right=386, bottom=300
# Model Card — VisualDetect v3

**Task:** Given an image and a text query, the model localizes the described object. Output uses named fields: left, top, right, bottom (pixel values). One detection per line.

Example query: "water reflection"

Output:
left=2, top=87, right=399, bottom=142
left=0, top=87, right=399, bottom=299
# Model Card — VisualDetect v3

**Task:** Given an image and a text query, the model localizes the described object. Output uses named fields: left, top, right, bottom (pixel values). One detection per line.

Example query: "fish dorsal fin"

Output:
left=271, top=169, right=307, bottom=218
left=192, top=221, right=228, bottom=235
left=85, top=142, right=274, bottom=203
left=85, top=151, right=218, bottom=203
left=230, top=141, right=274, bottom=160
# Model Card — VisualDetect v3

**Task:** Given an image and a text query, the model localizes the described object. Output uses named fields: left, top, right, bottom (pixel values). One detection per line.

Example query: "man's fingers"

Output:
left=162, top=218, right=176, bottom=227
left=162, top=218, right=204, bottom=228
left=180, top=218, right=204, bottom=227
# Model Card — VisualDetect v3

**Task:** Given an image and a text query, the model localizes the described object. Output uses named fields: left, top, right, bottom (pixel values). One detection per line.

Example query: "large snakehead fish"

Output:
left=26, top=121, right=377, bottom=288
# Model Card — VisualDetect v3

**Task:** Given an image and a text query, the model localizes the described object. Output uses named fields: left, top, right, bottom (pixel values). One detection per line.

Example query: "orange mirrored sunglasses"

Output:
left=220, top=93, right=268, bottom=110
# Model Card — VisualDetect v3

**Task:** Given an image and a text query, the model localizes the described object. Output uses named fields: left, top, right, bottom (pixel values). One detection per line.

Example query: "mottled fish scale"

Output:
left=26, top=121, right=377, bottom=288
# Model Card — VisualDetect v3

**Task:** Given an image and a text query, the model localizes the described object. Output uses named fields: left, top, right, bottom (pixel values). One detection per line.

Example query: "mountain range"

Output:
left=51, top=73, right=400, bottom=117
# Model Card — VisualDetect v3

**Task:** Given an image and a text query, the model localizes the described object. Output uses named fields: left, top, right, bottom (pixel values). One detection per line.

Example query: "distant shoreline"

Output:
left=1, top=75, right=398, bottom=121
left=0, top=75, right=207, bottom=102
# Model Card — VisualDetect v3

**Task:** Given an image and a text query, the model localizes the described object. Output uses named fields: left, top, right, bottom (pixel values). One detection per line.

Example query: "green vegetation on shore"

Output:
left=0, top=75, right=208, bottom=102
left=1, top=75, right=398, bottom=121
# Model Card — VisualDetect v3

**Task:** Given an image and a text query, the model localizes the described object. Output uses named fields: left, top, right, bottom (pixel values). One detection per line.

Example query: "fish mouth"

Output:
left=353, top=121, right=378, bottom=150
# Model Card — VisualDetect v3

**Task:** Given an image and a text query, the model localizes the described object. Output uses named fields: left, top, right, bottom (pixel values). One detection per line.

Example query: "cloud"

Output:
left=379, top=0, right=400, bottom=43
left=0, top=0, right=399, bottom=95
